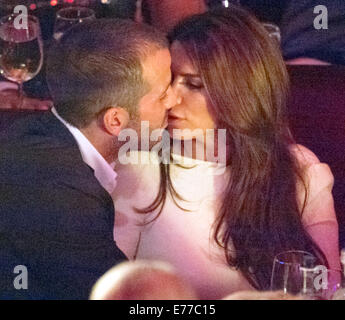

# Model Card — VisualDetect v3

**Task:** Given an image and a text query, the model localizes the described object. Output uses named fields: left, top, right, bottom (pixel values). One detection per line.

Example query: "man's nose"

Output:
left=165, top=86, right=181, bottom=110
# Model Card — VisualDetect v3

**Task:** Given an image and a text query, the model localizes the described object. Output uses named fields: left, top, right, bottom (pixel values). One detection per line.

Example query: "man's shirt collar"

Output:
left=51, top=107, right=117, bottom=194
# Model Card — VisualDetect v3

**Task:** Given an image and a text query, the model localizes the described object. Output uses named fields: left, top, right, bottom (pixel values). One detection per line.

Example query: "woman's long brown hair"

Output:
left=139, top=6, right=328, bottom=290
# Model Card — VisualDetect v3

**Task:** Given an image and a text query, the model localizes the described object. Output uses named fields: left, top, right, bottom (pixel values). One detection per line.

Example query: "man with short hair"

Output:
left=0, top=19, right=176, bottom=299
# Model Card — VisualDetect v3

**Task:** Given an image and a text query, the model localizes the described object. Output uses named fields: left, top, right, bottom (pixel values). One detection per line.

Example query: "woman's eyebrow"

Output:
left=179, top=73, right=200, bottom=78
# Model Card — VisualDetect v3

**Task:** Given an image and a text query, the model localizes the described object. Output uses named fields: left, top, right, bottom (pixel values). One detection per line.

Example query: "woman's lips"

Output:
left=167, top=117, right=185, bottom=133
left=168, top=117, right=182, bottom=129
left=168, top=114, right=184, bottom=122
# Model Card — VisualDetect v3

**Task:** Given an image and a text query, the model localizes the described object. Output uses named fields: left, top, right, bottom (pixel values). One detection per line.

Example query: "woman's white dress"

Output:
left=112, top=145, right=339, bottom=299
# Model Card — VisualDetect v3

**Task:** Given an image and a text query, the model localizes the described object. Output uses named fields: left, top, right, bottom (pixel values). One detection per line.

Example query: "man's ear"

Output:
left=101, top=107, right=130, bottom=137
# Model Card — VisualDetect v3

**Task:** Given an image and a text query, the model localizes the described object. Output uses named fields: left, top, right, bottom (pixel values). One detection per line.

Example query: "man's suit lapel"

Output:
left=39, top=112, right=115, bottom=209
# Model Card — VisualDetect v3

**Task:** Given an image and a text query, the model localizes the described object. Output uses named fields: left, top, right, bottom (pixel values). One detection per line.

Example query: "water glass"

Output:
left=53, top=6, right=95, bottom=41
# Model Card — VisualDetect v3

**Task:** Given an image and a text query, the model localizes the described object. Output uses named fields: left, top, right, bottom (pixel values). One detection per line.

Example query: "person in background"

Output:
left=138, top=0, right=207, bottom=32
left=209, top=0, right=345, bottom=65
left=90, top=260, right=197, bottom=300
left=90, top=259, right=302, bottom=300
left=113, top=6, right=340, bottom=299
left=280, top=0, right=345, bottom=66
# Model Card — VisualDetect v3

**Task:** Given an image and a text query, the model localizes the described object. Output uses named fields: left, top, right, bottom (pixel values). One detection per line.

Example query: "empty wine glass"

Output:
left=0, top=13, right=43, bottom=108
left=53, top=6, right=96, bottom=41
left=270, top=250, right=318, bottom=298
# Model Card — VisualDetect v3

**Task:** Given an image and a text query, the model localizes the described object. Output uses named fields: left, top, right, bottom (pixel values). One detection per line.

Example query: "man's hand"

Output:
left=0, top=89, right=52, bottom=110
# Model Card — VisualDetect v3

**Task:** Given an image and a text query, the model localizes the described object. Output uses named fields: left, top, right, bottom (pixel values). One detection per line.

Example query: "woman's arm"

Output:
left=301, top=163, right=341, bottom=272
left=293, top=144, right=341, bottom=271
left=305, top=221, right=340, bottom=271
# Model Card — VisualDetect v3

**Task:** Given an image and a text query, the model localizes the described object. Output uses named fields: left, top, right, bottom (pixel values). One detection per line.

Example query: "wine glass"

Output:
left=0, top=13, right=43, bottom=108
left=293, top=268, right=342, bottom=300
left=270, top=250, right=319, bottom=298
left=53, top=7, right=96, bottom=41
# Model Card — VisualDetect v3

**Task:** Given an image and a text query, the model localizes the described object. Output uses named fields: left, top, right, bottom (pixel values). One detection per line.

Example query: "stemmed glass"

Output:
left=53, top=7, right=96, bottom=41
left=0, top=13, right=43, bottom=107
left=270, top=250, right=343, bottom=299
left=270, top=250, right=319, bottom=298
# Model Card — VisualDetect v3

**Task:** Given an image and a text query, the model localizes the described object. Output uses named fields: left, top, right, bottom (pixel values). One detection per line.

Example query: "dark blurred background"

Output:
left=0, top=0, right=344, bottom=96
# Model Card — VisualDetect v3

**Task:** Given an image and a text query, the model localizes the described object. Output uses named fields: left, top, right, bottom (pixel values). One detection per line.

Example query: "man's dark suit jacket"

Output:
left=0, top=111, right=127, bottom=299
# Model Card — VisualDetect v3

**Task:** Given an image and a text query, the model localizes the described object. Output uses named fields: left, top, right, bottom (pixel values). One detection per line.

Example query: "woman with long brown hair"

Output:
left=113, top=6, right=340, bottom=299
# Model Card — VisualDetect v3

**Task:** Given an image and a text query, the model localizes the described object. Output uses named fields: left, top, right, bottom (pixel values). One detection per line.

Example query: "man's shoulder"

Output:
left=0, top=111, right=96, bottom=192
left=0, top=111, right=79, bottom=167
left=0, top=110, right=47, bottom=131
left=0, top=110, right=72, bottom=144
left=0, top=110, right=113, bottom=208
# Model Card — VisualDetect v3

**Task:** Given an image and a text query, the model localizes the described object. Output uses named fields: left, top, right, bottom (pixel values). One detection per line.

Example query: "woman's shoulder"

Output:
left=290, top=143, right=334, bottom=187
left=289, top=144, right=321, bottom=167
left=291, top=144, right=336, bottom=226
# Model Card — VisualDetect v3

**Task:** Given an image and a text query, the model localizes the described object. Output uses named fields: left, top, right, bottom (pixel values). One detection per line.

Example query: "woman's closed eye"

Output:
left=171, top=71, right=204, bottom=90
left=182, top=79, right=204, bottom=90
